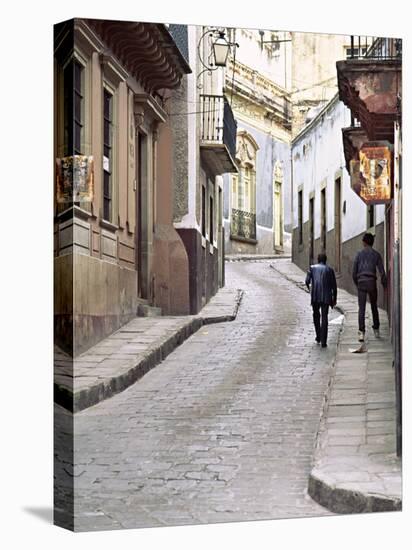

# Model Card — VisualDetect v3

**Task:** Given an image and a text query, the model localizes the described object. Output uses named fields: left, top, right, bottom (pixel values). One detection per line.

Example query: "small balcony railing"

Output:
left=231, top=209, right=256, bottom=241
left=348, top=36, right=402, bottom=60
left=200, top=94, right=237, bottom=160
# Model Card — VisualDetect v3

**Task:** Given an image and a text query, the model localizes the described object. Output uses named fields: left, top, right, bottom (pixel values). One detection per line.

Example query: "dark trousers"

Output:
left=312, top=302, right=329, bottom=345
left=357, top=279, right=379, bottom=332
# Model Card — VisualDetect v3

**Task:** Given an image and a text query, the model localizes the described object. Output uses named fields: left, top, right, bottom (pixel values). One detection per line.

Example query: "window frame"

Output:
left=63, top=55, right=86, bottom=157
left=101, top=81, right=117, bottom=223
left=298, top=189, right=303, bottom=246
left=367, top=204, right=376, bottom=229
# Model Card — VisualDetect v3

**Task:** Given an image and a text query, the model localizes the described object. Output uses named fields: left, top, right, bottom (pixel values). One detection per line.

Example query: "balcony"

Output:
left=200, top=94, right=238, bottom=176
left=230, top=209, right=257, bottom=242
left=337, top=36, right=401, bottom=143
left=342, top=117, right=368, bottom=174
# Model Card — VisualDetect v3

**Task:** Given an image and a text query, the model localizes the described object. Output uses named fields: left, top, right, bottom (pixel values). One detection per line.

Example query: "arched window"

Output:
left=231, top=131, right=259, bottom=214
left=231, top=131, right=259, bottom=241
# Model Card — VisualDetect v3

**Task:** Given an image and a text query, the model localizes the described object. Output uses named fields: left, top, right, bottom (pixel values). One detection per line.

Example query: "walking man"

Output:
left=352, top=232, right=387, bottom=342
left=305, top=253, right=337, bottom=348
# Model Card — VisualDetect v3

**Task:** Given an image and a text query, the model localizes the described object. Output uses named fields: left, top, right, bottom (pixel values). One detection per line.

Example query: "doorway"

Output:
left=309, top=197, right=314, bottom=265
left=334, top=177, right=342, bottom=273
left=136, top=131, right=148, bottom=299
left=321, top=187, right=326, bottom=252
left=274, top=180, right=282, bottom=249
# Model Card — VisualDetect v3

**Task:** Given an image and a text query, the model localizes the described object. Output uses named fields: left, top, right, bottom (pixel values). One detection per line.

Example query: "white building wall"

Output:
left=292, top=95, right=376, bottom=244
left=233, top=28, right=292, bottom=89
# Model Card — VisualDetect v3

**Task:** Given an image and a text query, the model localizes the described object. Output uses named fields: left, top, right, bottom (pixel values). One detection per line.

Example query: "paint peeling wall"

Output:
left=292, top=96, right=372, bottom=242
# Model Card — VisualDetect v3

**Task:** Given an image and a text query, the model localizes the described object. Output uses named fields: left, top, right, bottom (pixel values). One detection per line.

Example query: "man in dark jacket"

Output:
left=352, top=232, right=387, bottom=342
left=305, top=253, right=337, bottom=348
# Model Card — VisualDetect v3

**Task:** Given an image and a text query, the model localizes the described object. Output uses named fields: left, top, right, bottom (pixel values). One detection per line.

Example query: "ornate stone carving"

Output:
left=236, top=130, right=259, bottom=168
left=274, top=160, right=283, bottom=182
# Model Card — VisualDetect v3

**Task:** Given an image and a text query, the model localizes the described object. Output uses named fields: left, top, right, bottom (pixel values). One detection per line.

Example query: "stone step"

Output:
left=137, top=303, right=162, bottom=317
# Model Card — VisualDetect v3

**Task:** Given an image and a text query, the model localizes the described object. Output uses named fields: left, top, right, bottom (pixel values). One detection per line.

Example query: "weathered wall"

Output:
left=292, top=98, right=385, bottom=247
left=54, top=253, right=73, bottom=355
left=73, top=254, right=138, bottom=356
left=232, top=28, right=291, bottom=89
left=223, top=118, right=291, bottom=255
left=291, top=33, right=348, bottom=136
left=154, top=117, right=190, bottom=315
left=291, top=96, right=387, bottom=309
left=225, top=223, right=278, bottom=255
left=292, top=221, right=310, bottom=272
left=176, top=228, right=203, bottom=314
left=171, top=80, right=189, bottom=222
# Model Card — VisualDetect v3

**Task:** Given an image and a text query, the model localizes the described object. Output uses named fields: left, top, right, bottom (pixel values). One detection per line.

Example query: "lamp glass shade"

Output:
left=212, top=37, right=229, bottom=67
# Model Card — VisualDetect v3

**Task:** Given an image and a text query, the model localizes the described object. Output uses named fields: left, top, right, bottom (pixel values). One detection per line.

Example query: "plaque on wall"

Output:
left=56, top=155, right=94, bottom=203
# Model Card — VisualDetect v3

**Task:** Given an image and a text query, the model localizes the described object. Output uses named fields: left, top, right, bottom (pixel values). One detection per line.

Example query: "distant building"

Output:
left=223, top=29, right=292, bottom=255
left=172, top=25, right=238, bottom=312
left=290, top=33, right=351, bottom=137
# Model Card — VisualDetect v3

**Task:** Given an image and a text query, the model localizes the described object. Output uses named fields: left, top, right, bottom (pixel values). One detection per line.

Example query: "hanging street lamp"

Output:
left=212, top=31, right=231, bottom=67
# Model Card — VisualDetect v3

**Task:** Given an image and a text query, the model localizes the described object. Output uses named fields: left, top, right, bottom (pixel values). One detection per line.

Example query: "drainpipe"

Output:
left=290, top=145, right=294, bottom=262
left=393, top=120, right=402, bottom=457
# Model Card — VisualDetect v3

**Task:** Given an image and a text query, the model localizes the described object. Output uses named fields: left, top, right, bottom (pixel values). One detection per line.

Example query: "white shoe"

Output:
left=358, top=331, right=365, bottom=342
left=373, top=328, right=380, bottom=338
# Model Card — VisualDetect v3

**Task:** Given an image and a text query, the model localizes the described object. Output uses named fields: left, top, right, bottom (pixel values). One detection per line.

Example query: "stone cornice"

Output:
left=85, top=19, right=190, bottom=93
left=229, top=92, right=291, bottom=144
left=227, top=58, right=290, bottom=99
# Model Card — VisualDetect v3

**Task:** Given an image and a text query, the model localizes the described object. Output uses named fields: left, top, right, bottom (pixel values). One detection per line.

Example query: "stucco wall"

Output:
left=223, top=119, right=291, bottom=254
left=291, top=95, right=387, bottom=309
left=171, top=80, right=189, bottom=223
left=72, top=253, right=138, bottom=356
left=291, top=97, right=374, bottom=245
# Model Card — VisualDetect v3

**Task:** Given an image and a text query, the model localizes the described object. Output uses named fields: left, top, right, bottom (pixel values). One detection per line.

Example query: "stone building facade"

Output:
left=173, top=25, right=238, bottom=313
left=335, top=36, right=402, bottom=453
left=222, top=29, right=292, bottom=255
left=54, top=19, right=191, bottom=355
left=290, top=33, right=351, bottom=137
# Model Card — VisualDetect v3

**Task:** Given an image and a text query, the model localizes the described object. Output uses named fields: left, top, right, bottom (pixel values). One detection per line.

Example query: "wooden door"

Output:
left=309, top=197, right=314, bottom=265
left=334, top=177, right=342, bottom=273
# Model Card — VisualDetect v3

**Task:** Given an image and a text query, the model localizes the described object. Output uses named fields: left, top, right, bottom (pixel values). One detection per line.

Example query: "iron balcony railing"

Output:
left=200, top=94, right=237, bottom=160
left=231, top=208, right=256, bottom=241
left=348, top=36, right=402, bottom=60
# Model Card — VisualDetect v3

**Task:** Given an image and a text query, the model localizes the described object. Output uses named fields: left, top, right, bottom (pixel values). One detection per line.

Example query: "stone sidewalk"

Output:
left=271, top=259, right=402, bottom=513
left=54, top=287, right=243, bottom=413
left=226, top=253, right=291, bottom=262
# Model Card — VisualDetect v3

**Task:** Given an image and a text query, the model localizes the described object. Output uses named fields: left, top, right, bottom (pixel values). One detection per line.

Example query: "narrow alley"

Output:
left=68, top=260, right=340, bottom=530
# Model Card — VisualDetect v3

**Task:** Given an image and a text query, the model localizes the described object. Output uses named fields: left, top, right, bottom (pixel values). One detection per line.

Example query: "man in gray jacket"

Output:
left=352, top=232, right=387, bottom=342
left=305, top=253, right=337, bottom=348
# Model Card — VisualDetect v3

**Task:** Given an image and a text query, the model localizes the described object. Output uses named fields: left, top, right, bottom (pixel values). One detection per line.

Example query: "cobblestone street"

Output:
left=65, top=260, right=341, bottom=531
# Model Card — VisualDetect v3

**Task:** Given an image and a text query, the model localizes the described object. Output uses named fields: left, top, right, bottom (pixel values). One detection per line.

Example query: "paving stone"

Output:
left=54, top=289, right=243, bottom=411
left=54, top=258, right=401, bottom=530
left=56, top=260, right=338, bottom=530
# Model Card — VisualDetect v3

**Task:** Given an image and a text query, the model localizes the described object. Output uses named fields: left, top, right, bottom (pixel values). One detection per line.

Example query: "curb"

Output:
left=271, top=262, right=402, bottom=514
left=226, top=254, right=291, bottom=262
left=269, top=262, right=389, bottom=513
left=54, top=289, right=244, bottom=413
left=308, top=472, right=402, bottom=514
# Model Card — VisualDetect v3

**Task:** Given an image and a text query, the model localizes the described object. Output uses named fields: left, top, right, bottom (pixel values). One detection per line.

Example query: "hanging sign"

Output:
left=358, top=142, right=392, bottom=204
left=56, top=155, right=94, bottom=204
